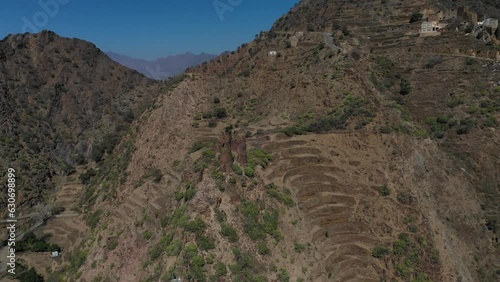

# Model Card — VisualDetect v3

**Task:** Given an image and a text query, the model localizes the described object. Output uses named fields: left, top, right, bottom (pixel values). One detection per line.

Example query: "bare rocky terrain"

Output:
left=1, top=0, right=500, bottom=281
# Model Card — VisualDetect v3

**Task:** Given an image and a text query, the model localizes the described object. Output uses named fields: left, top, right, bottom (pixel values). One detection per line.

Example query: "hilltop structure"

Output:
left=422, top=6, right=478, bottom=24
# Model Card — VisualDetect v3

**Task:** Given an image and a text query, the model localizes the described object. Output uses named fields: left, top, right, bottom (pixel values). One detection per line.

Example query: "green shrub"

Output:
left=70, top=249, right=87, bottom=270
left=160, top=216, right=170, bottom=228
left=202, top=149, right=216, bottom=159
left=191, top=141, right=212, bottom=153
left=397, top=192, right=413, bottom=205
left=17, top=268, right=44, bottom=282
left=283, top=126, right=306, bottom=136
left=380, top=126, right=393, bottom=134
left=266, top=184, right=294, bottom=207
left=447, top=97, right=465, bottom=108
left=232, top=163, right=243, bottom=175
left=396, top=263, right=413, bottom=278
left=372, top=246, right=390, bottom=258
left=188, top=257, right=206, bottom=280
left=409, top=224, right=419, bottom=233
left=184, top=183, right=197, bottom=201
left=202, top=111, right=214, bottom=119
left=277, top=268, right=290, bottom=282
left=483, top=115, right=498, bottom=128
left=220, top=223, right=239, bottom=242
left=175, top=191, right=185, bottom=202
left=241, top=201, right=281, bottom=241
left=258, top=241, right=270, bottom=255
left=186, top=217, right=206, bottom=236
left=90, top=133, right=120, bottom=163
left=86, top=209, right=103, bottom=229
left=424, top=56, right=443, bottom=69
left=61, top=162, right=76, bottom=176
left=436, top=115, right=452, bottom=124
left=414, top=272, right=432, bottom=282
left=80, top=168, right=97, bottom=185
left=177, top=187, right=197, bottom=203
left=51, top=205, right=65, bottom=215
left=210, top=170, right=225, bottom=183
left=244, top=166, right=255, bottom=177
left=229, top=248, right=263, bottom=280
left=171, top=205, right=189, bottom=227
left=194, top=161, right=208, bottom=172
left=108, top=238, right=119, bottom=250
left=215, top=262, right=228, bottom=277
left=166, top=240, right=182, bottom=256
left=216, top=209, right=227, bottom=223
left=143, top=230, right=153, bottom=240
left=430, top=248, right=440, bottom=264
left=197, top=235, right=216, bottom=251
left=208, top=119, right=217, bottom=128
left=149, top=246, right=163, bottom=261
left=294, top=242, right=305, bottom=253
left=393, top=235, right=410, bottom=255
left=379, top=185, right=390, bottom=196
left=215, top=108, right=228, bottom=119
left=247, top=148, right=273, bottom=171
left=17, top=233, right=61, bottom=253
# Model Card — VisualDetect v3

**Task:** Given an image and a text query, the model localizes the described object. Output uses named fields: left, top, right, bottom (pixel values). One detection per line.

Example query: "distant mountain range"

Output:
left=105, top=51, right=217, bottom=80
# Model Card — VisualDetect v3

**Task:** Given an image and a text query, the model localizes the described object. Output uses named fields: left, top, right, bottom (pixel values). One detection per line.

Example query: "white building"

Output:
left=51, top=251, right=60, bottom=258
left=268, top=51, right=277, bottom=56
left=421, top=21, right=440, bottom=32
left=420, top=21, right=447, bottom=37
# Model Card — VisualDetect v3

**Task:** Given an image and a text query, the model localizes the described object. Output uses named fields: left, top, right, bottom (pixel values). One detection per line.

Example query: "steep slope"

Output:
left=35, top=1, right=500, bottom=282
left=0, top=30, right=159, bottom=227
left=106, top=51, right=217, bottom=80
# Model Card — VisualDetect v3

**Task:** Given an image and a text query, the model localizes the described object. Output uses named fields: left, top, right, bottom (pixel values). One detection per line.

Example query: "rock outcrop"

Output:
left=472, top=18, right=499, bottom=42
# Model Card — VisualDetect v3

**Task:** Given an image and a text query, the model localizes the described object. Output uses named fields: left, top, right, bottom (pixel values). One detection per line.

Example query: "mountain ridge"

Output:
left=105, top=51, right=217, bottom=80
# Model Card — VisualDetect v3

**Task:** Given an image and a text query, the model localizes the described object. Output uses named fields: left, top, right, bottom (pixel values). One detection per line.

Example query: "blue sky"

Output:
left=0, top=0, right=299, bottom=60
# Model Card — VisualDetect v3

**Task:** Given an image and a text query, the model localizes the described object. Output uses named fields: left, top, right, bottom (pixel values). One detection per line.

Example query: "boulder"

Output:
left=483, top=18, right=499, bottom=35
left=481, top=31, right=492, bottom=44
left=472, top=24, right=493, bottom=43
left=472, top=25, right=485, bottom=38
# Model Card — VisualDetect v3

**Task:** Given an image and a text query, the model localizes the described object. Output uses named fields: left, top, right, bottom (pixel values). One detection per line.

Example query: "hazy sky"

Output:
left=0, top=0, right=299, bottom=60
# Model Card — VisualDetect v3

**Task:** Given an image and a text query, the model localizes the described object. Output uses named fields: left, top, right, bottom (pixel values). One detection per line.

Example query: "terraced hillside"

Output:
left=264, top=134, right=391, bottom=280
left=252, top=130, right=474, bottom=281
